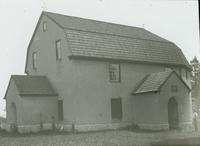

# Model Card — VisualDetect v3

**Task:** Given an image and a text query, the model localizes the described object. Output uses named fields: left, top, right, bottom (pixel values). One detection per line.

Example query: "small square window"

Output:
left=32, top=52, right=37, bottom=70
left=56, top=40, right=61, bottom=60
left=43, top=22, right=47, bottom=32
left=171, top=85, right=178, bottom=92
left=109, top=64, right=120, bottom=82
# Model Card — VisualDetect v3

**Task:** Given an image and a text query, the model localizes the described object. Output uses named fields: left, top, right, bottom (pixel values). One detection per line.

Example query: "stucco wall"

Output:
left=20, top=96, right=58, bottom=125
left=133, top=73, right=192, bottom=130
left=160, top=73, right=193, bottom=130
left=6, top=79, right=23, bottom=125
left=26, top=15, right=192, bottom=128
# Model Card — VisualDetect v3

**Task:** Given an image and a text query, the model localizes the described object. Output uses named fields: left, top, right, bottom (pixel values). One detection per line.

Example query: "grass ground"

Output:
left=0, top=129, right=200, bottom=146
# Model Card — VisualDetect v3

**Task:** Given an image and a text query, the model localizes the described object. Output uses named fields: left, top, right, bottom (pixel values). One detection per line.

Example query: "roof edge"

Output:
left=20, top=93, right=58, bottom=96
left=44, top=11, right=170, bottom=43
left=4, top=75, right=21, bottom=99
left=24, top=11, right=66, bottom=74
left=69, top=55, right=192, bottom=70
left=132, top=90, right=159, bottom=95
left=3, top=76, right=12, bottom=99
left=157, top=70, right=191, bottom=92
left=133, top=70, right=191, bottom=95
left=24, top=12, right=44, bottom=74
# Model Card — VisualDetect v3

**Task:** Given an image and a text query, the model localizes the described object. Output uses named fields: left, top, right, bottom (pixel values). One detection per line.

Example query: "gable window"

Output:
left=111, top=98, right=122, bottom=120
left=32, top=52, right=37, bottom=70
left=43, top=22, right=47, bottom=32
left=56, top=40, right=62, bottom=60
left=58, top=100, right=63, bottom=121
left=109, top=63, right=120, bottom=82
left=171, top=85, right=178, bottom=92
left=186, top=70, right=188, bottom=80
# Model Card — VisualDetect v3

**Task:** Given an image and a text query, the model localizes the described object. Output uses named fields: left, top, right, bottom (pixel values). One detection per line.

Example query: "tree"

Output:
left=191, top=56, right=200, bottom=98
left=190, top=56, right=200, bottom=114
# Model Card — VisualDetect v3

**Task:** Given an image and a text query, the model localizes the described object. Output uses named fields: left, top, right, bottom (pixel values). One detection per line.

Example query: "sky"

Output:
left=0, top=0, right=199, bottom=117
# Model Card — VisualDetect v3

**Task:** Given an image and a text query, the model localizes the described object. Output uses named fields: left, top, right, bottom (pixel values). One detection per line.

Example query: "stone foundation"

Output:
left=138, top=123, right=169, bottom=130
left=5, top=122, right=193, bottom=133
left=138, top=122, right=194, bottom=131
left=74, top=122, right=132, bottom=132
left=4, top=122, right=132, bottom=133
left=18, top=124, right=41, bottom=133
left=179, top=122, right=194, bottom=132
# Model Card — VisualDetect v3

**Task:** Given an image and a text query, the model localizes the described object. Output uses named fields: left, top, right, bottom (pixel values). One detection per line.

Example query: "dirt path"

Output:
left=0, top=130, right=200, bottom=146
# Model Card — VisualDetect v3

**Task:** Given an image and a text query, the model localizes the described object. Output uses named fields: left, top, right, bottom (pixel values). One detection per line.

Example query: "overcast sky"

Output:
left=0, top=0, right=199, bottom=117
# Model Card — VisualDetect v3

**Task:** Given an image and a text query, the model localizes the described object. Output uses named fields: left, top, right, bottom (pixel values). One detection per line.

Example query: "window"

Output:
left=43, top=22, right=47, bottom=32
left=111, top=98, right=122, bottom=120
left=186, top=70, right=189, bottom=80
left=58, top=100, right=63, bottom=121
left=179, top=68, right=182, bottom=77
left=109, top=63, right=120, bottom=82
left=32, top=52, right=37, bottom=70
left=56, top=40, right=61, bottom=60
left=171, top=85, right=178, bottom=92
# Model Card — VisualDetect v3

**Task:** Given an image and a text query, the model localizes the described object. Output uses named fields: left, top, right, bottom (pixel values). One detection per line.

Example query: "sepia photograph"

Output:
left=0, top=0, right=199, bottom=145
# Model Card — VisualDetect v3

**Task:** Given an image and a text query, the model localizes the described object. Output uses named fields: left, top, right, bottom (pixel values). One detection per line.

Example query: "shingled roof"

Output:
left=133, top=70, right=190, bottom=94
left=25, top=11, right=191, bottom=73
left=8, top=75, right=57, bottom=97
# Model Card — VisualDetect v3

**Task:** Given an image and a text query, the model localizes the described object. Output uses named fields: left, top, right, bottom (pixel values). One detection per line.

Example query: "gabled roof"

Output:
left=25, top=11, right=191, bottom=73
left=4, top=75, right=58, bottom=99
left=133, top=70, right=190, bottom=94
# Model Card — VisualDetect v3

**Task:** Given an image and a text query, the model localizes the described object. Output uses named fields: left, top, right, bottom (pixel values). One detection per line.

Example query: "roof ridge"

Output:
left=43, top=11, right=145, bottom=31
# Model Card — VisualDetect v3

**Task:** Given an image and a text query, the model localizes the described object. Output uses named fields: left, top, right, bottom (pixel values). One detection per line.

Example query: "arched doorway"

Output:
left=10, top=102, right=17, bottom=132
left=168, top=97, right=179, bottom=129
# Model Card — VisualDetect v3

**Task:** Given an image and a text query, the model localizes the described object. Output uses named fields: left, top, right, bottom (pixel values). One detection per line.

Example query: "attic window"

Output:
left=109, top=63, right=120, bottom=82
left=32, top=52, right=37, bottom=70
left=56, top=40, right=61, bottom=60
left=43, top=22, right=47, bottom=32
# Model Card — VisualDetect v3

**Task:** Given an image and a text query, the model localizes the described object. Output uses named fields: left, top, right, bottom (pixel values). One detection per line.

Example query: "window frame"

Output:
left=32, top=52, right=37, bottom=70
left=56, top=40, right=62, bottom=61
left=43, top=22, right=47, bottom=32
left=186, top=70, right=188, bottom=80
left=109, top=63, right=121, bottom=83
left=111, top=98, right=122, bottom=120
